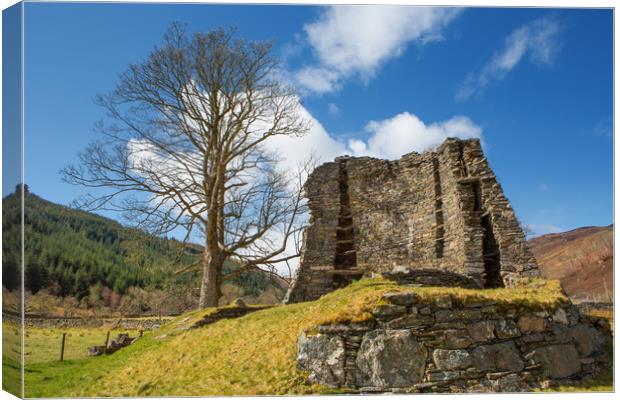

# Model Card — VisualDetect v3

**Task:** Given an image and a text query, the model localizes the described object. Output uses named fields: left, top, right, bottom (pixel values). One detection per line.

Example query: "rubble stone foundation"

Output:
left=297, top=292, right=611, bottom=393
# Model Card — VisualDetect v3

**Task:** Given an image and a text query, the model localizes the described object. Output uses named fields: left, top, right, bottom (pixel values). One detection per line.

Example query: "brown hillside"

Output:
left=528, top=225, right=613, bottom=302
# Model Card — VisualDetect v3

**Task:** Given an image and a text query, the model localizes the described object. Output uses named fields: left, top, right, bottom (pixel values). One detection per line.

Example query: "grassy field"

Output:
left=9, top=278, right=613, bottom=397
left=24, top=327, right=144, bottom=364
left=2, top=322, right=21, bottom=363
left=2, top=321, right=21, bottom=397
left=2, top=321, right=147, bottom=397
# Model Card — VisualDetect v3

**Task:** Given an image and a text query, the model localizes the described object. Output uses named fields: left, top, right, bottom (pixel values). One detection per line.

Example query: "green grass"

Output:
left=24, top=327, right=144, bottom=364
left=2, top=321, right=148, bottom=397
left=17, top=278, right=611, bottom=397
left=2, top=322, right=22, bottom=397
left=2, top=355, right=22, bottom=397
left=2, top=322, right=21, bottom=362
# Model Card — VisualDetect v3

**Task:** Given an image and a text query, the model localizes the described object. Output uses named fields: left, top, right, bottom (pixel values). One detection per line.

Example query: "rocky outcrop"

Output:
left=296, top=293, right=610, bottom=393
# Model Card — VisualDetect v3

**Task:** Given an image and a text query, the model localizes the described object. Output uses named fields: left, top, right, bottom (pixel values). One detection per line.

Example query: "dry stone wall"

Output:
left=19, top=316, right=170, bottom=330
left=297, top=293, right=611, bottom=393
left=286, top=138, right=539, bottom=303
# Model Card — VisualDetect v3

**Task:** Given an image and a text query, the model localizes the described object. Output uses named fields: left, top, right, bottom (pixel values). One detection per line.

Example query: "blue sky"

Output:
left=14, top=3, right=613, bottom=238
left=2, top=3, right=21, bottom=196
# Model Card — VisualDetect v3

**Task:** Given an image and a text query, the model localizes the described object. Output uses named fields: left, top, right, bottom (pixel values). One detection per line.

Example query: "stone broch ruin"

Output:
left=285, top=138, right=611, bottom=393
left=286, top=138, right=538, bottom=303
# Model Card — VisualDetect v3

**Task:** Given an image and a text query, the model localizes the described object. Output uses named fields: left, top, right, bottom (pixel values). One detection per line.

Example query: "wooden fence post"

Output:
left=139, top=329, right=143, bottom=337
left=105, top=331, right=110, bottom=348
left=60, top=333, right=66, bottom=361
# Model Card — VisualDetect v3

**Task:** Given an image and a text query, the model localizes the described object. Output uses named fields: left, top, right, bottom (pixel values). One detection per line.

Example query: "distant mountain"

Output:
left=528, top=225, right=613, bottom=302
left=2, top=187, right=286, bottom=307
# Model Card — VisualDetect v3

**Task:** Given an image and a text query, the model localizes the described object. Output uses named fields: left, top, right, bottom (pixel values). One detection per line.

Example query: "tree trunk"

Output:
left=198, top=245, right=223, bottom=309
left=198, top=200, right=225, bottom=309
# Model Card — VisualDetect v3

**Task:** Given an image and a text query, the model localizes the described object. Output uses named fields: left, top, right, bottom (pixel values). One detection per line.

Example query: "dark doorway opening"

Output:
left=333, top=160, right=360, bottom=289
left=481, top=214, right=503, bottom=288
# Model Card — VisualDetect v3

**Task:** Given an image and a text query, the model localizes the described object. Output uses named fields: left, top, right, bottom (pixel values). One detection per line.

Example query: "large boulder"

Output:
left=471, top=341, right=524, bottom=372
left=297, top=332, right=346, bottom=387
left=356, top=329, right=427, bottom=388
left=433, top=349, right=472, bottom=370
left=569, top=323, right=604, bottom=357
left=532, top=344, right=581, bottom=378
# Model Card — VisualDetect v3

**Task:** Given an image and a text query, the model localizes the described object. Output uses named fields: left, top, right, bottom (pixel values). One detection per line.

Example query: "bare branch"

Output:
left=63, top=23, right=312, bottom=308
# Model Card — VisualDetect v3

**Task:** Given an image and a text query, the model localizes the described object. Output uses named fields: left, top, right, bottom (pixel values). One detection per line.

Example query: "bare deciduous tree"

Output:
left=62, top=24, right=311, bottom=308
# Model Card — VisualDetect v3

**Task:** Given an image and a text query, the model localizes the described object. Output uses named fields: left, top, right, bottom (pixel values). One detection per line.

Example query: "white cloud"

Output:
left=528, top=18, right=562, bottom=64
left=294, top=66, right=342, bottom=94
left=348, top=112, right=482, bottom=159
left=328, top=102, right=340, bottom=115
left=524, top=223, right=563, bottom=238
left=295, top=6, right=461, bottom=94
left=267, top=109, right=481, bottom=275
left=128, top=94, right=482, bottom=276
left=456, top=17, right=561, bottom=100
left=264, top=104, right=347, bottom=173
left=267, top=110, right=482, bottom=173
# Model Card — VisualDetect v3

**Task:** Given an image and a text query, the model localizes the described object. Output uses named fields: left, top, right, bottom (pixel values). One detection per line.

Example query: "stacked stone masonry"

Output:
left=297, top=293, right=611, bottom=393
left=285, top=138, right=539, bottom=303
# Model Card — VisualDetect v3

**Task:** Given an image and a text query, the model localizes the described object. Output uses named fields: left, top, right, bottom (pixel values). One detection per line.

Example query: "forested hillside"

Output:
left=2, top=187, right=287, bottom=314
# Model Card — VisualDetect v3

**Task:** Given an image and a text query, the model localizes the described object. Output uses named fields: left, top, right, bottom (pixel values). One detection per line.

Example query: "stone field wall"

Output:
left=286, top=138, right=539, bottom=303
left=12, top=315, right=171, bottom=330
left=297, top=292, right=611, bottom=393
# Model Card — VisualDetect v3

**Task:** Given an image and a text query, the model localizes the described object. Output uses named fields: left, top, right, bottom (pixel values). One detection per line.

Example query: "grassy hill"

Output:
left=2, top=187, right=286, bottom=314
left=20, top=277, right=583, bottom=397
left=529, top=225, right=613, bottom=302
